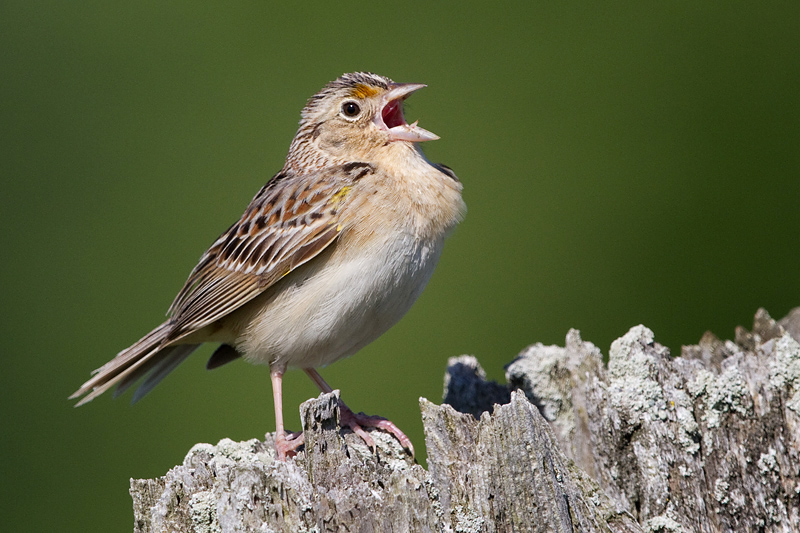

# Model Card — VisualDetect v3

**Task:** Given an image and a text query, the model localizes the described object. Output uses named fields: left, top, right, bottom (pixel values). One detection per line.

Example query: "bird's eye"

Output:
left=341, top=101, right=361, bottom=118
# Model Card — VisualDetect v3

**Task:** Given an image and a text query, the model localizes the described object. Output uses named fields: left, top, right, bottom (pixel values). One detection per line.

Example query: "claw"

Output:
left=274, top=430, right=304, bottom=461
left=301, top=368, right=415, bottom=459
left=338, top=400, right=415, bottom=460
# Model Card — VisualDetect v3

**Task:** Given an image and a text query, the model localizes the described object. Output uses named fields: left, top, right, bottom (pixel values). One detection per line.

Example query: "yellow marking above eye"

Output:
left=351, top=84, right=380, bottom=99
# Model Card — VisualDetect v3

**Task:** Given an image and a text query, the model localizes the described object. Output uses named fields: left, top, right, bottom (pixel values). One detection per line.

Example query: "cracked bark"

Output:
left=130, top=308, right=800, bottom=532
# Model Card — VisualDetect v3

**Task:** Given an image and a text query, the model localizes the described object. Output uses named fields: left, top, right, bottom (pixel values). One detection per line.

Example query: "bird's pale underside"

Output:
left=71, top=72, right=465, bottom=460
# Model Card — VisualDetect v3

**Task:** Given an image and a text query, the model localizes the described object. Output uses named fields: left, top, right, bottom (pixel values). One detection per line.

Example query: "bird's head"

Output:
left=289, top=72, right=438, bottom=166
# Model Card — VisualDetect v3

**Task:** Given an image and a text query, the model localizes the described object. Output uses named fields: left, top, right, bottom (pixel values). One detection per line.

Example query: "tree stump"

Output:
left=131, top=308, right=800, bottom=532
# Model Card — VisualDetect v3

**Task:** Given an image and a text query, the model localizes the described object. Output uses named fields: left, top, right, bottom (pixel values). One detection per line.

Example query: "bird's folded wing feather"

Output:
left=165, top=164, right=369, bottom=342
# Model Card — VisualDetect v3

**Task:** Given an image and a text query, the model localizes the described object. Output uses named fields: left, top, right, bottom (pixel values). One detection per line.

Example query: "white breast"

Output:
left=236, top=230, right=445, bottom=370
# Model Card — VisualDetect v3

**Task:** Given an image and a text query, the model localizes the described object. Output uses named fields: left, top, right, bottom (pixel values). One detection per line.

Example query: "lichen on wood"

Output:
left=131, top=308, right=800, bottom=532
left=502, top=308, right=800, bottom=532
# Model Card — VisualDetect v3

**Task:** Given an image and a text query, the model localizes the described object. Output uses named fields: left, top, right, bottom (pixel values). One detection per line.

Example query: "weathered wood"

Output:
left=502, top=308, right=800, bottom=532
left=421, top=393, right=641, bottom=533
left=131, top=392, right=638, bottom=532
left=130, top=308, right=800, bottom=532
left=131, top=391, right=435, bottom=532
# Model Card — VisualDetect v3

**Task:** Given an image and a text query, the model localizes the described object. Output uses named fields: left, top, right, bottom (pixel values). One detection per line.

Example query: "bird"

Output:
left=70, top=72, right=466, bottom=461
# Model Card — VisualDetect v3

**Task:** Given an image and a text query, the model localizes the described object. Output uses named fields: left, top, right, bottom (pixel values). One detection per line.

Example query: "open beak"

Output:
left=374, top=83, right=439, bottom=143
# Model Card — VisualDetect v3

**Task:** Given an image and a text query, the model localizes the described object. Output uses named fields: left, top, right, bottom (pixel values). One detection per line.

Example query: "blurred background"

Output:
left=2, top=1, right=798, bottom=530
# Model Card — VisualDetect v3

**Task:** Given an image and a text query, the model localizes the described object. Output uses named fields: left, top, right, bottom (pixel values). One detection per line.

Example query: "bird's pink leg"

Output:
left=270, top=368, right=303, bottom=460
left=303, top=368, right=414, bottom=458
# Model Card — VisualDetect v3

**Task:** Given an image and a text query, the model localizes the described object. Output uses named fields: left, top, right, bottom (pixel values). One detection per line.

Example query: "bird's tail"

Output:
left=70, top=322, right=199, bottom=406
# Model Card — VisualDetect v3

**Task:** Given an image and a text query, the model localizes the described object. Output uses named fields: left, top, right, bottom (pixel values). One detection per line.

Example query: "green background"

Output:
left=2, top=2, right=798, bottom=531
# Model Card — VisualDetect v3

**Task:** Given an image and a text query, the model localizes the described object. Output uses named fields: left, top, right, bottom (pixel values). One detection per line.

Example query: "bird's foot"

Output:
left=274, top=430, right=304, bottom=461
left=338, top=400, right=415, bottom=460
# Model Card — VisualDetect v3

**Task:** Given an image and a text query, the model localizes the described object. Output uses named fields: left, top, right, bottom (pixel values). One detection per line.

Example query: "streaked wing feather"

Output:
left=165, top=164, right=372, bottom=341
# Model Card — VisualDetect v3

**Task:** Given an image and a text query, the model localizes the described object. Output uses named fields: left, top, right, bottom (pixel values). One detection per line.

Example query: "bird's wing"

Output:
left=165, top=162, right=374, bottom=342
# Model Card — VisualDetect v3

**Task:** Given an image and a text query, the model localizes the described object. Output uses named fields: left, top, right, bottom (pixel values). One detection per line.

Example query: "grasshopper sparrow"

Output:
left=71, top=72, right=466, bottom=460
